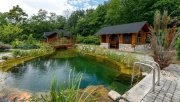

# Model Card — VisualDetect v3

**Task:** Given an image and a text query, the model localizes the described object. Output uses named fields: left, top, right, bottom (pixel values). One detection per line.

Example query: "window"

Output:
left=137, top=32, right=142, bottom=44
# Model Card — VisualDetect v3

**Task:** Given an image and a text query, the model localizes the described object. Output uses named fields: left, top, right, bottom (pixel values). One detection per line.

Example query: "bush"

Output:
left=1, top=56, right=9, bottom=60
left=11, top=34, right=39, bottom=50
left=12, top=50, right=21, bottom=57
left=0, top=42, right=11, bottom=52
left=176, top=37, right=180, bottom=60
left=76, top=35, right=99, bottom=45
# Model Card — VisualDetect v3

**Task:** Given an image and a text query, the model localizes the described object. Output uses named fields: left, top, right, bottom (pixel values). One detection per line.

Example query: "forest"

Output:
left=0, top=0, right=179, bottom=44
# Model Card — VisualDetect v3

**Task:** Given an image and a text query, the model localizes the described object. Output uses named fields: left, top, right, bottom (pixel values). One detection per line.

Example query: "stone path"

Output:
left=141, top=64, right=180, bottom=102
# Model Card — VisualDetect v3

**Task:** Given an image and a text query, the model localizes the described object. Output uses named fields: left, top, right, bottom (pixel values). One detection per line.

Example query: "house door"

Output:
left=109, top=35, right=119, bottom=49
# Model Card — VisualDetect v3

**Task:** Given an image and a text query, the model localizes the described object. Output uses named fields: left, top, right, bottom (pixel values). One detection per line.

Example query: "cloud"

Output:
left=0, top=0, right=107, bottom=16
left=67, top=0, right=108, bottom=10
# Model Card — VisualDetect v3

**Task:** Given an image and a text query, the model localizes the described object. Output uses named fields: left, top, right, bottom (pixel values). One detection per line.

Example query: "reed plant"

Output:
left=30, top=70, right=95, bottom=102
left=77, top=45, right=138, bottom=67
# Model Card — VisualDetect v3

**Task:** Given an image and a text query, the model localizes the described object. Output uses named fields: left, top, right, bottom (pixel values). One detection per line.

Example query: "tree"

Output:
left=6, top=5, right=28, bottom=24
left=28, top=9, right=50, bottom=39
left=105, top=0, right=122, bottom=25
left=0, top=13, right=7, bottom=26
left=67, top=10, right=85, bottom=35
left=0, top=24, right=23, bottom=43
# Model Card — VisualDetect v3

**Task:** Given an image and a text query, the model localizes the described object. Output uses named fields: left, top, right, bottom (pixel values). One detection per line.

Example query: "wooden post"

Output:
left=141, top=30, right=146, bottom=44
left=134, top=33, right=137, bottom=44
left=100, top=35, right=102, bottom=44
left=119, top=34, right=123, bottom=44
left=131, top=33, right=136, bottom=47
left=106, top=35, right=109, bottom=43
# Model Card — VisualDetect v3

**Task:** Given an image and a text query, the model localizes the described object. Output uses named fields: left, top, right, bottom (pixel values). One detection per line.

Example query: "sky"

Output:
left=0, top=0, right=108, bottom=16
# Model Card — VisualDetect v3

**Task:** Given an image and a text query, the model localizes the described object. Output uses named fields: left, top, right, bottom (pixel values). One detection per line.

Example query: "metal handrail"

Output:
left=143, top=60, right=160, bottom=85
left=131, top=62, right=156, bottom=92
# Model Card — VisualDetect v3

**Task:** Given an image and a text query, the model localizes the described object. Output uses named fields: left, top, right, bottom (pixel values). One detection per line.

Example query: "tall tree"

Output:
left=6, top=5, right=28, bottom=24
left=0, top=13, right=7, bottom=26
left=105, top=0, right=122, bottom=25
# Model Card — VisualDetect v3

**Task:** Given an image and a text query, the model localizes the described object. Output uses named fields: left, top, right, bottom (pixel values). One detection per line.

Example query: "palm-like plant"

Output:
left=149, top=10, right=180, bottom=69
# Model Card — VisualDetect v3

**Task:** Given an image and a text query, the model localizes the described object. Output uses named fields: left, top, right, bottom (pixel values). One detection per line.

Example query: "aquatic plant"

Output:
left=77, top=45, right=138, bottom=67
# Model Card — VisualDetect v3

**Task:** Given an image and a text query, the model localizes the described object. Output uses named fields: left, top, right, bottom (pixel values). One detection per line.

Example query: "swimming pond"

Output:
left=4, top=51, right=134, bottom=94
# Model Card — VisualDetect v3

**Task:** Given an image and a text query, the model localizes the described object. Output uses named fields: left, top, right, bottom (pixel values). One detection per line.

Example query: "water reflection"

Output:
left=4, top=52, right=137, bottom=94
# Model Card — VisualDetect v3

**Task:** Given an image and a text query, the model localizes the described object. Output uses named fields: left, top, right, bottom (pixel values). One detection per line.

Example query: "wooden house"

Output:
left=95, top=21, right=150, bottom=51
left=44, top=30, right=72, bottom=43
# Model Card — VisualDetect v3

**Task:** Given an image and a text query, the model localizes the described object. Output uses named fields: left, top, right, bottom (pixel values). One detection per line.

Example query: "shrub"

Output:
left=149, top=10, right=179, bottom=68
left=11, top=34, right=39, bottom=50
left=76, top=35, right=99, bottom=45
left=0, top=42, right=11, bottom=52
left=12, top=50, right=21, bottom=57
left=1, top=56, right=9, bottom=60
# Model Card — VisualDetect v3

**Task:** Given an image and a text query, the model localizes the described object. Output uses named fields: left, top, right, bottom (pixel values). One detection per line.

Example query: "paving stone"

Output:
left=154, top=96, right=163, bottom=102
left=165, top=93, right=173, bottom=99
left=132, top=64, right=180, bottom=102
left=163, top=97, right=172, bottom=102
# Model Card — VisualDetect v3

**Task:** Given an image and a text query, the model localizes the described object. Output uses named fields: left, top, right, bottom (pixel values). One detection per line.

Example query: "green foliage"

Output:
left=77, top=45, right=138, bottom=66
left=6, top=5, right=28, bottom=24
left=12, top=50, right=21, bottom=57
left=30, top=71, right=93, bottom=102
left=76, top=35, right=99, bottom=45
left=11, top=34, right=39, bottom=49
left=0, top=24, right=23, bottom=43
left=0, top=1, right=179, bottom=43
left=105, top=0, right=122, bottom=25
left=0, top=42, right=11, bottom=52
left=1, top=56, right=9, bottom=60
left=176, top=37, right=180, bottom=60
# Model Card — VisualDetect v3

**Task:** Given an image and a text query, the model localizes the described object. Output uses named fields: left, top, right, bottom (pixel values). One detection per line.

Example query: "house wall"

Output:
left=99, top=31, right=148, bottom=51
left=47, top=34, right=58, bottom=43
left=119, top=44, right=134, bottom=51
left=100, top=43, right=109, bottom=49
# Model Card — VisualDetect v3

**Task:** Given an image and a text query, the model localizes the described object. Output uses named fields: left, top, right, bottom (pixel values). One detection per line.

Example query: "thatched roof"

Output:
left=95, top=21, right=147, bottom=35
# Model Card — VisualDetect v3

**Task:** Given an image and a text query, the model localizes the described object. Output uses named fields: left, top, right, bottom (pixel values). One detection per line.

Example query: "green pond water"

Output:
left=4, top=51, right=132, bottom=94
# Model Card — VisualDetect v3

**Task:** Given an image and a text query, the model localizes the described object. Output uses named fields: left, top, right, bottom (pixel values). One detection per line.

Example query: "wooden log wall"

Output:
left=131, top=33, right=137, bottom=47
left=106, top=35, right=109, bottom=43
left=119, top=34, right=123, bottom=44
left=141, top=30, right=146, bottom=44
left=100, top=35, right=102, bottom=43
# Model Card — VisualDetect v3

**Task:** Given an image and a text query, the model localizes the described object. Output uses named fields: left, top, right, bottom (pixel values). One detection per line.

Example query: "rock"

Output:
left=82, top=85, right=114, bottom=102
left=8, top=91, right=31, bottom=101
left=0, top=88, right=31, bottom=102
left=108, top=90, right=121, bottom=101
left=16, top=55, right=21, bottom=58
